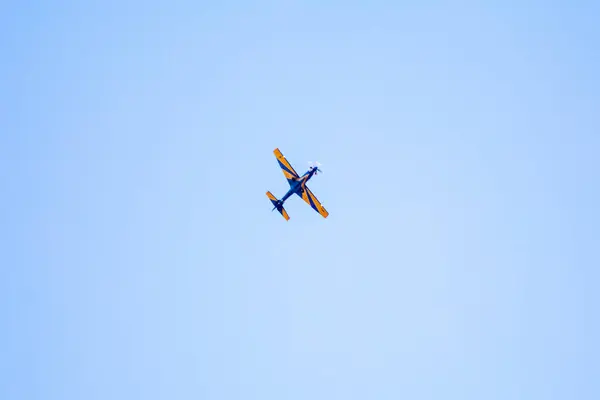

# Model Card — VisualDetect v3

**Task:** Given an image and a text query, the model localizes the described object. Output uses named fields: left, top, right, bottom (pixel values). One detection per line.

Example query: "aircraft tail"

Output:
left=266, top=191, right=289, bottom=221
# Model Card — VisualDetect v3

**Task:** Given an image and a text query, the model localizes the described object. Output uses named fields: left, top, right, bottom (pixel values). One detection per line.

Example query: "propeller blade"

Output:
left=309, top=161, right=323, bottom=173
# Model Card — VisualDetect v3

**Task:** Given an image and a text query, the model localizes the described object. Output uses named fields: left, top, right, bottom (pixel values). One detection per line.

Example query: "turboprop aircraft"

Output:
left=266, top=148, right=329, bottom=221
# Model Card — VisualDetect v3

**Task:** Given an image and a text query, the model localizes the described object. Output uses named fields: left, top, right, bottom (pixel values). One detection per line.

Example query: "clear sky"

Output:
left=2, top=1, right=599, bottom=399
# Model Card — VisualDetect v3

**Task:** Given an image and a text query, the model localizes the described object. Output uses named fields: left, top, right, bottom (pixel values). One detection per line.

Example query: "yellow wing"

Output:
left=298, top=185, right=329, bottom=218
left=274, top=148, right=300, bottom=185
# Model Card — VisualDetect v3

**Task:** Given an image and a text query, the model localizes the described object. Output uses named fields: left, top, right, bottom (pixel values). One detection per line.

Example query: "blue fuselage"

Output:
left=280, top=168, right=317, bottom=203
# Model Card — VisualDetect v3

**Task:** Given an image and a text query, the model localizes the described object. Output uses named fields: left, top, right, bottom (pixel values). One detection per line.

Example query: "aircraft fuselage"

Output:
left=279, top=168, right=317, bottom=203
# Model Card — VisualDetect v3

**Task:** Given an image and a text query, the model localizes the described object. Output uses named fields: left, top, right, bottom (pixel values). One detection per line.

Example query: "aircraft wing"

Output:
left=274, top=148, right=300, bottom=186
left=297, top=185, right=329, bottom=218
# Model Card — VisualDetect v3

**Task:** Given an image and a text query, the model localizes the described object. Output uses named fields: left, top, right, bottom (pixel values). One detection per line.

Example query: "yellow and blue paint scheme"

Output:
left=267, top=148, right=329, bottom=220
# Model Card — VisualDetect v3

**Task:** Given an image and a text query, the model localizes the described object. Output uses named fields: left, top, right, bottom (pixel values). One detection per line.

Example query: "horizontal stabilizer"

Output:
left=266, top=191, right=278, bottom=203
left=266, top=191, right=290, bottom=221
left=278, top=206, right=290, bottom=221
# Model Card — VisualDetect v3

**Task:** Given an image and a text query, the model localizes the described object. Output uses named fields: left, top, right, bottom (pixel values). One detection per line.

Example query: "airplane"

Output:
left=266, top=148, right=329, bottom=221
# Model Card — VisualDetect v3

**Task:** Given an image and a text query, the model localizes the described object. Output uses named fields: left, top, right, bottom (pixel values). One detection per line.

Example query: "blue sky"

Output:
left=2, top=1, right=599, bottom=399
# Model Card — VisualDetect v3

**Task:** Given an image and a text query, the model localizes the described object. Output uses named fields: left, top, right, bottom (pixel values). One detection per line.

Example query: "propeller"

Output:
left=308, top=161, right=323, bottom=174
